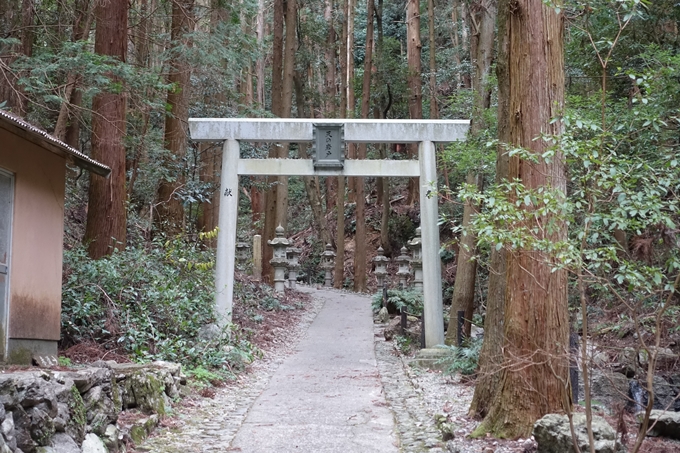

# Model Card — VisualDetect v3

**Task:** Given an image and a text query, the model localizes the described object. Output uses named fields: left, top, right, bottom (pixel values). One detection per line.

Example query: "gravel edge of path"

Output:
left=374, top=323, right=447, bottom=452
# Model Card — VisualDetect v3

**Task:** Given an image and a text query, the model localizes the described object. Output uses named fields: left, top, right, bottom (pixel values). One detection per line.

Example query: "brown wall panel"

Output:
left=0, top=129, right=66, bottom=341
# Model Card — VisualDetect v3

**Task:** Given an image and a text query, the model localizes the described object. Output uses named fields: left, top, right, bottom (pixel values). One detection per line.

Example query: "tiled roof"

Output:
left=0, top=109, right=110, bottom=177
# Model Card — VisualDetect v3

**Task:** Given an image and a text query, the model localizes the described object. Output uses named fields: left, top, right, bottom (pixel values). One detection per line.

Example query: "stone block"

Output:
left=590, top=372, right=630, bottom=413
left=81, top=433, right=107, bottom=453
left=640, top=410, right=680, bottom=439
left=533, top=413, right=625, bottom=453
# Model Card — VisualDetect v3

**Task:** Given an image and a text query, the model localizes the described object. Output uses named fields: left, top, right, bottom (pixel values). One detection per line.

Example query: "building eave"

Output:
left=0, top=110, right=111, bottom=177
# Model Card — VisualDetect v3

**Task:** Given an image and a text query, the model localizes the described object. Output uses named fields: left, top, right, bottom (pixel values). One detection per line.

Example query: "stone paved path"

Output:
left=138, top=288, right=409, bottom=453
left=229, top=288, right=398, bottom=452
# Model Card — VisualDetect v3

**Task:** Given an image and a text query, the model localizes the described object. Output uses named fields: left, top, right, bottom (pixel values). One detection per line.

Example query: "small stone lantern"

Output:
left=320, top=244, right=336, bottom=287
left=372, top=246, right=390, bottom=290
left=235, top=241, right=251, bottom=270
left=395, top=246, right=411, bottom=289
left=286, top=247, right=302, bottom=289
left=407, top=227, right=423, bottom=293
left=267, top=225, right=290, bottom=293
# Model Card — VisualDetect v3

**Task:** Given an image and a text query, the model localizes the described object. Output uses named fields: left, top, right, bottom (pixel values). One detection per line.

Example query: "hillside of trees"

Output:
left=1, top=0, right=679, bottom=444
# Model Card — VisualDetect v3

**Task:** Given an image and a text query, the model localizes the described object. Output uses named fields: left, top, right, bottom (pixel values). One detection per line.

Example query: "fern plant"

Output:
left=371, top=289, right=423, bottom=316
left=436, top=337, right=483, bottom=376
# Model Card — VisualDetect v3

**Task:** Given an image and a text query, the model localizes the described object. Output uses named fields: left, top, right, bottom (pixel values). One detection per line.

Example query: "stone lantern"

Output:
left=320, top=244, right=336, bottom=287
left=235, top=241, right=251, bottom=270
left=395, top=246, right=411, bottom=289
left=267, top=225, right=290, bottom=293
left=372, top=246, right=390, bottom=290
left=407, top=227, right=423, bottom=293
left=286, top=247, right=302, bottom=289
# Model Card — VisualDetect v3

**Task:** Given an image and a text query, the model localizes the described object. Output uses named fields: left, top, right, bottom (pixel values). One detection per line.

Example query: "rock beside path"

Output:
left=533, top=413, right=625, bottom=453
left=640, top=410, right=680, bottom=439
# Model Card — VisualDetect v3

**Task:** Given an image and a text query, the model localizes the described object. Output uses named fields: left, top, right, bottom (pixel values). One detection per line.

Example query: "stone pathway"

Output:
left=137, top=287, right=452, bottom=453
left=230, top=288, right=397, bottom=452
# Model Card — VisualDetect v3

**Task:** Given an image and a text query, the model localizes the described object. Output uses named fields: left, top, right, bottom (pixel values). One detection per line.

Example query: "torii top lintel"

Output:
left=189, top=118, right=470, bottom=144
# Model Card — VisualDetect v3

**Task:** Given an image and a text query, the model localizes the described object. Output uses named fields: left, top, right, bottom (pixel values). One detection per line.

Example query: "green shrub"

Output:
left=61, top=238, right=256, bottom=370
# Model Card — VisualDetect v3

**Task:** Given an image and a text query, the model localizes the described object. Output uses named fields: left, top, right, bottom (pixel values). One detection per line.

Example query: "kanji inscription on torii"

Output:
left=312, top=123, right=344, bottom=170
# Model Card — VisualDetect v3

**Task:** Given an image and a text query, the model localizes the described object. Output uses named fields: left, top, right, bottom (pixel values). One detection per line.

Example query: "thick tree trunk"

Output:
left=155, top=0, right=195, bottom=235
left=469, top=239, right=508, bottom=417
left=467, top=0, right=503, bottom=418
left=84, top=0, right=127, bottom=259
left=353, top=0, right=374, bottom=293
left=472, top=0, right=568, bottom=438
left=372, top=0, right=390, bottom=254
left=446, top=172, right=482, bottom=344
left=324, top=0, right=337, bottom=213
left=251, top=0, right=266, bottom=232
left=278, top=0, right=295, bottom=228
left=334, top=0, right=349, bottom=288
left=262, top=0, right=285, bottom=280
left=345, top=0, right=357, bottom=205
left=406, top=0, right=422, bottom=206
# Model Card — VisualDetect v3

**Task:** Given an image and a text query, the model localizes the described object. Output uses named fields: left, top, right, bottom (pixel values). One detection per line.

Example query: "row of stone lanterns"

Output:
left=372, top=227, right=424, bottom=292
left=266, top=225, right=328, bottom=293
left=243, top=224, right=424, bottom=293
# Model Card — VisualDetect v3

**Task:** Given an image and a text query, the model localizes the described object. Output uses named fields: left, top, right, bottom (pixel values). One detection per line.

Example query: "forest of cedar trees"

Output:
left=1, top=0, right=679, bottom=442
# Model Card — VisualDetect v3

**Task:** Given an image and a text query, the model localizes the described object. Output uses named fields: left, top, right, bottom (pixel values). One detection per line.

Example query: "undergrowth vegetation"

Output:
left=437, top=337, right=483, bottom=377
left=61, top=237, right=264, bottom=373
left=371, top=288, right=424, bottom=316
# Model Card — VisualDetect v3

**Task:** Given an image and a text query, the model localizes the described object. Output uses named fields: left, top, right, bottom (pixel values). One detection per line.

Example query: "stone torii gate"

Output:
left=189, top=118, right=469, bottom=348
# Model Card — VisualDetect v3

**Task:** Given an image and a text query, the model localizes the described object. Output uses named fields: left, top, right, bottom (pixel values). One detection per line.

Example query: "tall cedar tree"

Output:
left=262, top=0, right=285, bottom=280
left=155, top=0, right=195, bottom=234
left=84, top=0, right=127, bottom=258
left=472, top=0, right=569, bottom=437
left=353, top=0, right=375, bottom=292
left=406, top=0, right=422, bottom=205
left=324, top=0, right=337, bottom=213
left=250, top=0, right=266, bottom=231
left=263, top=0, right=295, bottom=281
left=334, top=0, right=350, bottom=288
left=446, top=0, right=496, bottom=345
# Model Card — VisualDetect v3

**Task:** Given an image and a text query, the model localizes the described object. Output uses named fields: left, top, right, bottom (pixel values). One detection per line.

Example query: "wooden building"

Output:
left=0, top=110, right=110, bottom=364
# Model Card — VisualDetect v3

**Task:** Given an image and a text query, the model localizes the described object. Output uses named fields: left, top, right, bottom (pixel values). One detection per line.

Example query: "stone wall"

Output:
left=0, top=361, right=184, bottom=453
